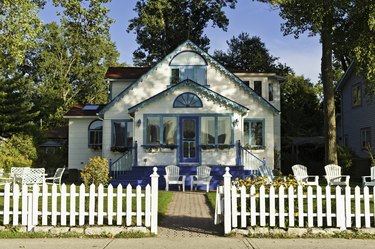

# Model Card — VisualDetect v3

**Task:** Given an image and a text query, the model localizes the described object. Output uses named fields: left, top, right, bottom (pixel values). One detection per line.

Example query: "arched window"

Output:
left=88, top=120, right=103, bottom=148
left=173, top=92, right=203, bottom=108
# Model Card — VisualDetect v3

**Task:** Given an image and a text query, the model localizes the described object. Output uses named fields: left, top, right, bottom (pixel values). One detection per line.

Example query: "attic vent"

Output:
left=82, top=105, right=99, bottom=111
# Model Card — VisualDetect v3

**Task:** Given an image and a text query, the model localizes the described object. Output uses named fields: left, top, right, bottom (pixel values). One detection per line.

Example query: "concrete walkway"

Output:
left=158, top=191, right=222, bottom=237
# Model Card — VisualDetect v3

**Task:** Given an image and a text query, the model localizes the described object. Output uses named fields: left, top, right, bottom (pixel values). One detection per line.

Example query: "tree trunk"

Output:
left=321, top=0, right=338, bottom=165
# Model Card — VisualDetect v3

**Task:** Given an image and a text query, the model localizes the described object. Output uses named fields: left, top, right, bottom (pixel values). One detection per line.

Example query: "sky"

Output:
left=38, top=0, right=321, bottom=83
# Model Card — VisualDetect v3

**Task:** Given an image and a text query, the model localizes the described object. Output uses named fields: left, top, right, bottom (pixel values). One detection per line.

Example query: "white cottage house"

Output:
left=64, top=40, right=282, bottom=187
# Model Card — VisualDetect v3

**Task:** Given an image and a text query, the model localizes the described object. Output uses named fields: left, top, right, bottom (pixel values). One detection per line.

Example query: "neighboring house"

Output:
left=64, top=40, right=282, bottom=185
left=336, top=62, right=375, bottom=158
left=39, top=126, right=68, bottom=154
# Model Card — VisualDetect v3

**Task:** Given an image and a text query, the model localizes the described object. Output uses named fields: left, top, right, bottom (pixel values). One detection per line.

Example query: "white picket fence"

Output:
left=216, top=167, right=375, bottom=234
left=0, top=167, right=160, bottom=234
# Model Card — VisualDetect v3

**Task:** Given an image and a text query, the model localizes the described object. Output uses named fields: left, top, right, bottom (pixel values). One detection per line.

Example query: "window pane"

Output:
left=244, top=122, right=250, bottom=145
left=163, top=117, right=176, bottom=144
left=268, top=83, right=274, bottom=101
left=201, top=117, right=215, bottom=144
left=89, top=120, right=102, bottom=146
left=218, top=117, right=231, bottom=144
left=127, top=121, right=133, bottom=146
left=196, top=67, right=206, bottom=85
left=183, top=68, right=194, bottom=80
left=171, top=69, right=179, bottom=84
left=113, top=121, right=126, bottom=147
left=146, top=117, right=160, bottom=144
left=250, top=121, right=263, bottom=146
left=254, top=81, right=262, bottom=96
left=352, top=84, right=362, bottom=107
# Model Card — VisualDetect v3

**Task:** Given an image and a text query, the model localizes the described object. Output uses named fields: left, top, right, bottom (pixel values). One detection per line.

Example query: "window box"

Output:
left=217, top=144, right=235, bottom=150
left=243, top=144, right=266, bottom=151
left=142, top=144, right=177, bottom=153
left=89, top=145, right=102, bottom=151
left=200, top=144, right=216, bottom=151
left=110, top=146, right=131, bottom=153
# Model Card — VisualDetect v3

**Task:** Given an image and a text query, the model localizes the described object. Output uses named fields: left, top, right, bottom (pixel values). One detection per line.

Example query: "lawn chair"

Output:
left=164, top=165, right=186, bottom=192
left=292, top=164, right=319, bottom=186
left=324, top=164, right=350, bottom=186
left=258, top=163, right=274, bottom=183
left=190, top=166, right=212, bottom=192
left=45, top=168, right=65, bottom=189
left=362, top=166, right=375, bottom=187
left=15, top=168, right=45, bottom=186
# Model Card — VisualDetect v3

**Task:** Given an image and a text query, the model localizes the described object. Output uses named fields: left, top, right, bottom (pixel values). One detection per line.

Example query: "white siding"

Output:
left=110, top=79, right=134, bottom=100
left=68, top=118, right=102, bottom=170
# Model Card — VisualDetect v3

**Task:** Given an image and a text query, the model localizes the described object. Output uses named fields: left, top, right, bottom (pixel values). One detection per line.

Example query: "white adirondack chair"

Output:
left=164, top=165, right=186, bottom=192
left=190, top=166, right=212, bottom=192
left=45, top=168, right=65, bottom=189
left=292, top=164, right=319, bottom=186
left=324, top=164, right=350, bottom=186
left=362, top=166, right=375, bottom=187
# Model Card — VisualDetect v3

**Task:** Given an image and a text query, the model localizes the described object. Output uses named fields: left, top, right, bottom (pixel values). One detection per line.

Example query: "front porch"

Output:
left=109, top=140, right=264, bottom=190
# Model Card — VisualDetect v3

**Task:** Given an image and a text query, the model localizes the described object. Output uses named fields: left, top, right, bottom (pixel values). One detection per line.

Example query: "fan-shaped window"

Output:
left=88, top=120, right=103, bottom=149
left=173, top=93, right=203, bottom=108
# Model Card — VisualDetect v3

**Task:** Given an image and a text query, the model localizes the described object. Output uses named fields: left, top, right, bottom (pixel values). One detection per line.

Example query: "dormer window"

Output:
left=170, top=51, right=207, bottom=85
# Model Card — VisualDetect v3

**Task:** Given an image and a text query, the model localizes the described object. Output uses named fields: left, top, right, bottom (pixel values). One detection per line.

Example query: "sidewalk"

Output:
left=0, top=238, right=374, bottom=249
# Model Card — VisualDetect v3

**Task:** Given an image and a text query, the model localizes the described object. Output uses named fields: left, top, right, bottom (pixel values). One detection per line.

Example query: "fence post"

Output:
left=133, top=141, right=138, bottom=167
left=150, top=167, right=159, bottom=234
left=223, top=167, right=232, bottom=234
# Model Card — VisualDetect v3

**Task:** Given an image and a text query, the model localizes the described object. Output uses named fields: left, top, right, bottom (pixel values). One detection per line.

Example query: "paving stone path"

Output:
left=158, top=191, right=223, bottom=238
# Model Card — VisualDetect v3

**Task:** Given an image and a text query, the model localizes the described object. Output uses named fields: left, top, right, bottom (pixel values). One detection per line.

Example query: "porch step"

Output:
left=110, top=166, right=259, bottom=190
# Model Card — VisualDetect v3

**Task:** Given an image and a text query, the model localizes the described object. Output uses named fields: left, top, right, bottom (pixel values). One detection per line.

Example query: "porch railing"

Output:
left=110, top=151, right=133, bottom=180
left=236, top=140, right=265, bottom=171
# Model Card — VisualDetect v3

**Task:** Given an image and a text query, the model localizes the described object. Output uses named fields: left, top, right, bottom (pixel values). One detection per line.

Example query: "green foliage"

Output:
left=0, top=134, right=37, bottom=172
left=0, top=0, right=44, bottom=73
left=127, top=0, right=237, bottom=66
left=213, top=32, right=292, bottom=75
left=80, top=156, right=110, bottom=186
left=337, top=145, right=355, bottom=173
left=232, top=175, right=298, bottom=189
left=0, top=76, right=39, bottom=137
left=281, top=74, right=323, bottom=137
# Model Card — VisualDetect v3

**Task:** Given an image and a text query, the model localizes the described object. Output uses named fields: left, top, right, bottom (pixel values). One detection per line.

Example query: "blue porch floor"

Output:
left=110, top=166, right=258, bottom=191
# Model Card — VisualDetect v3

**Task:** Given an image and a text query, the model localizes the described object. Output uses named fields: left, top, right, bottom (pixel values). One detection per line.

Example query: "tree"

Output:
left=52, top=0, right=119, bottom=104
left=281, top=75, right=323, bottom=137
left=256, top=0, right=352, bottom=164
left=213, top=32, right=292, bottom=75
left=0, top=76, right=39, bottom=138
left=127, top=0, right=237, bottom=66
left=0, top=0, right=44, bottom=74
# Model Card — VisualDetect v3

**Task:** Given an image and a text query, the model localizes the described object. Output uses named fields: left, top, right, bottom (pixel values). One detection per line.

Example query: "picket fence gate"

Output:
left=215, top=167, right=375, bottom=234
left=0, top=167, right=159, bottom=234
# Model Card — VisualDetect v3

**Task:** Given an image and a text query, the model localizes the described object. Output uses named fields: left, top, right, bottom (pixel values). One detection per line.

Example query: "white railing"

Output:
left=110, top=150, right=133, bottom=179
left=0, top=167, right=160, bottom=234
left=216, top=167, right=375, bottom=234
left=240, top=146, right=265, bottom=170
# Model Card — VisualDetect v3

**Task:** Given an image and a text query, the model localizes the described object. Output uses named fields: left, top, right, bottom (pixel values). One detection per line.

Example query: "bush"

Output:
left=0, top=134, right=37, bottom=172
left=80, top=156, right=110, bottom=186
left=232, top=175, right=298, bottom=189
left=337, top=145, right=355, bottom=173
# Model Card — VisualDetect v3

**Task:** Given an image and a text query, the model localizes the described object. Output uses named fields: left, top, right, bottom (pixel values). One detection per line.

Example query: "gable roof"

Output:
left=64, top=104, right=106, bottom=118
left=128, top=79, right=249, bottom=115
left=99, top=40, right=280, bottom=116
left=336, top=61, right=355, bottom=92
left=105, top=67, right=150, bottom=79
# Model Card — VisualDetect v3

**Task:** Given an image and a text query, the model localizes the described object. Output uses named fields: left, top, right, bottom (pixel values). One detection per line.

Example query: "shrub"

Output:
left=80, top=156, right=110, bottom=186
left=0, top=134, right=37, bottom=172
left=232, top=175, right=297, bottom=189
left=337, top=145, right=355, bottom=173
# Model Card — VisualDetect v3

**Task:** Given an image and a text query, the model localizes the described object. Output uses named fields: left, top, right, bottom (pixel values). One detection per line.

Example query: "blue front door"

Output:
left=179, top=116, right=199, bottom=163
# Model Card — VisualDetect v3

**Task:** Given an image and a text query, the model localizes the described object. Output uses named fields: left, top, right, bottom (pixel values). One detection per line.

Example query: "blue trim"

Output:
left=173, top=92, right=203, bottom=108
left=179, top=116, right=200, bottom=163
left=243, top=118, right=265, bottom=148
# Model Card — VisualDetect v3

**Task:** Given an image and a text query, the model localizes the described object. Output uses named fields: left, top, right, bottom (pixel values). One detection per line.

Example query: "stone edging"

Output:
left=0, top=226, right=150, bottom=235
left=232, top=227, right=375, bottom=236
